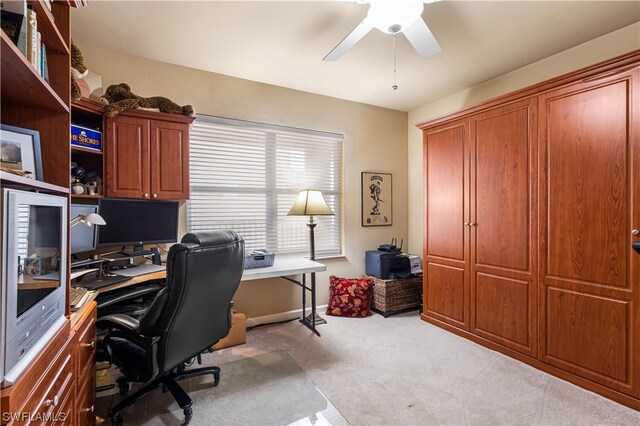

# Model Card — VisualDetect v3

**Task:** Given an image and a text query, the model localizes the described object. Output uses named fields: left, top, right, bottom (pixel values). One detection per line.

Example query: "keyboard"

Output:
left=70, top=286, right=89, bottom=310
left=112, top=264, right=166, bottom=277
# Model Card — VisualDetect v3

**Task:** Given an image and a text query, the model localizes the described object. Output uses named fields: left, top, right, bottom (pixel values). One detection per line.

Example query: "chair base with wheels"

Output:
left=109, top=358, right=220, bottom=425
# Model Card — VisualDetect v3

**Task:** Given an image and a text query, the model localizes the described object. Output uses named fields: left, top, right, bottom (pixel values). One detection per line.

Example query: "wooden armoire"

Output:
left=418, top=50, right=640, bottom=410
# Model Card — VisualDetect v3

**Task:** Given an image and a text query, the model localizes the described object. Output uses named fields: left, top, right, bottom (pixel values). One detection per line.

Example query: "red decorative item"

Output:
left=326, top=275, right=373, bottom=317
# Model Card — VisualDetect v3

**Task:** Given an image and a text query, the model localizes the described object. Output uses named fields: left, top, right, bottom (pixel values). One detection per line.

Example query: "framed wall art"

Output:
left=0, top=124, right=43, bottom=181
left=361, top=172, right=392, bottom=227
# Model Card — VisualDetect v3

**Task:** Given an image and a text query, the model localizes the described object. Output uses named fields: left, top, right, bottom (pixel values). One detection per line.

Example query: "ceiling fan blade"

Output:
left=323, top=19, right=373, bottom=61
left=403, top=18, right=441, bottom=60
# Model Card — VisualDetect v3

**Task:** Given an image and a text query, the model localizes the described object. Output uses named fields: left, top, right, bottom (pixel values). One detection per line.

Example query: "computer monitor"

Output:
left=70, top=204, right=98, bottom=254
left=97, top=198, right=179, bottom=251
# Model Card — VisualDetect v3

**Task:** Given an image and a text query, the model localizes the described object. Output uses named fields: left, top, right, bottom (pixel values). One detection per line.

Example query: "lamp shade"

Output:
left=70, top=212, right=106, bottom=228
left=287, top=190, right=334, bottom=216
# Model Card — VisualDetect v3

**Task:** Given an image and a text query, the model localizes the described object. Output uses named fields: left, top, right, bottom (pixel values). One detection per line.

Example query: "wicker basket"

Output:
left=369, top=275, right=422, bottom=317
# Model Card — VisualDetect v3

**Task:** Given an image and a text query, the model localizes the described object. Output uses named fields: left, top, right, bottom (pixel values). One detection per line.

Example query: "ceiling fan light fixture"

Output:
left=366, top=1, right=424, bottom=34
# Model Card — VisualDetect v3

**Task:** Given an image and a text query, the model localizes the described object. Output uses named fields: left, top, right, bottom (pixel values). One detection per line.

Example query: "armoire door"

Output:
left=150, top=120, right=190, bottom=200
left=469, top=98, right=538, bottom=356
left=423, top=119, right=470, bottom=330
left=539, top=68, right=640, bottom=396
left=105, top=116, right=150, bottom=199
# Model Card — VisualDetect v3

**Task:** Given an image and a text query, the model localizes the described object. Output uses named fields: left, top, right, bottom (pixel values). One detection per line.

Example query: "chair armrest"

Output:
left=96, top=314, right=141, bottom=333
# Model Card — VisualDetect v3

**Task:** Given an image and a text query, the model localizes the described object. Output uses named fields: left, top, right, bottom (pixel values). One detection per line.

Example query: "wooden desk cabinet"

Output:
left=72, top=302, right=97, bottom=426
left=105, top=110, right=194, bottom=200
left=0, top=302, right=97, bottom=425
left=0, top=322, right=73, bottom=425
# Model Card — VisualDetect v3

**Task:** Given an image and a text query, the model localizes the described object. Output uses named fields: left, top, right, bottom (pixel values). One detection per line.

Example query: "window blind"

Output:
left=188, top=115, right=343, bottom=257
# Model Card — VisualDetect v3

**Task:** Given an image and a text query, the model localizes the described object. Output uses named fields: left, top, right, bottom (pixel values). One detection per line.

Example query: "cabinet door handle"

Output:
left=82, top=341, right=95, bottom=349
left=44, top=395, right=59, bottom=407
left=632, top=229, right=639, bottom=236
left=153, top=193, right=158, bottom=198
left=144, top=193, right=149, bottom=198
left=470, top=223, right=477, bottom=226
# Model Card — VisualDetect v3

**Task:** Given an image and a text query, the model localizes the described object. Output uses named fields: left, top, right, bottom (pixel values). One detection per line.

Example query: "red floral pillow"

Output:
left=326, top=275, right=373, bottom=317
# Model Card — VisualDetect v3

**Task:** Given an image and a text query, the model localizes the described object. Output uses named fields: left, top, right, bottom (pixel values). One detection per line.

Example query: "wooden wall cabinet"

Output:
left=105, top=110, right=194, bottom=200
left=419, top=51, right=640, bottom=409
left=423, top=98, right=537, bottom=356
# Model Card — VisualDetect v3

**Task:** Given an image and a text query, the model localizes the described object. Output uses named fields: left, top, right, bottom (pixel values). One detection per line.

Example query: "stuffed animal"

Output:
left=71, top=40, right=88, bottom=101
left=100, top=83, right=195, bottom=118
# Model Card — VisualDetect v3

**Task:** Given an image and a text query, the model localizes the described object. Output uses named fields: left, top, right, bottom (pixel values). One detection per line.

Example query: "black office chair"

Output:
left=96, top=231, right=244, bottom=425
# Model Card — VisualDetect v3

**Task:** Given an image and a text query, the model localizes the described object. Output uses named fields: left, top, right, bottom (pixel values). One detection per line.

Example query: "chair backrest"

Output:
left=144, top=231, right=244, bottom=372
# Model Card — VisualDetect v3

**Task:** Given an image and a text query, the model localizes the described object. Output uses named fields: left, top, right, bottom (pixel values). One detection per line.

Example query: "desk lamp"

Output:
left=70, top=212, right=106, bottom=228
left=287, top=189, right=334, bottom=332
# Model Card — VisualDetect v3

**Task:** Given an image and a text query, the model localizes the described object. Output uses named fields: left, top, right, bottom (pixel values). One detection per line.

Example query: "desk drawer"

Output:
left=20, top=350, right=73, bottom=424
left=74, top=303, right=97, bottom=379
left=76, top=371, right=96, bottom=426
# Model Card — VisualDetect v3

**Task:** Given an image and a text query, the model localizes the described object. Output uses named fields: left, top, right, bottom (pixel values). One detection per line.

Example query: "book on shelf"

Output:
left=26, top=6, right=37, bottom=69
left=41, top=42, right=49, bottom=82
left=36, top=31, right=41, bottom=75
left=0, top=0, right=27, bottom=56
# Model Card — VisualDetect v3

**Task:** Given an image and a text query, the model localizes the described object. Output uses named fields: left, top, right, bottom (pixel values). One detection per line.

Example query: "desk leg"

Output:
left=301, top=273, right=307, bottom=323
left=299, top=271, right=325, bottom=336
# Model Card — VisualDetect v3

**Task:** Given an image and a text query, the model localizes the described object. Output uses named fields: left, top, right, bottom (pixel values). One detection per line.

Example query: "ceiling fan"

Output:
left=323, top=0, right=441, bottom=61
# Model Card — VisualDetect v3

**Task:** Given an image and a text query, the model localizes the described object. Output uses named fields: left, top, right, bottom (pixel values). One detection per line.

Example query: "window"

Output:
left=188, top=115, right=343, bottom=257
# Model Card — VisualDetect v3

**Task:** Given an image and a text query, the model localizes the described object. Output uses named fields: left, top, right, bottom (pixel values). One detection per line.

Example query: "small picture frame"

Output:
left=362, top=172, right=392, bottom=227
left=0, top=124, right=43, bottom=181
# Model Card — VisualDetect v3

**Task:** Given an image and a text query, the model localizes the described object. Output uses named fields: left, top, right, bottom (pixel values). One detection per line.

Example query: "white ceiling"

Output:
left=72, top=1, right=640, bottom=112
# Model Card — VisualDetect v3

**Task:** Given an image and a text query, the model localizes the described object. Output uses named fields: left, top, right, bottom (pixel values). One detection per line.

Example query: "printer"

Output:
left=365, top=250, right=411, bottom=279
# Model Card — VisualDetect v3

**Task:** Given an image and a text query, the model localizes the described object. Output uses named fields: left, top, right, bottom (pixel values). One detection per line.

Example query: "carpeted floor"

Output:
left=100, top=312, right=640, bottom=425
left=97, top=351, right=347, bottom=425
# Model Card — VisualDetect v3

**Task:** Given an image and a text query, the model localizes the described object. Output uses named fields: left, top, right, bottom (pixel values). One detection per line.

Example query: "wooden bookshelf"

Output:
left=1, top=2, right=99, bottom=423
left=0, top=32, right=69, bottom=113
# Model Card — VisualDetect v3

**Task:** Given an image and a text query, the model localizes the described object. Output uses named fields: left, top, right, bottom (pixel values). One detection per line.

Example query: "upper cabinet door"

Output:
left=105, top=116, right=150, bottom=199
left=469, top=97, right=538, bottom=357
left=539, top=68, right=640, bottom=397
left=423, top=118, right=471, bottom=330
left=150, top=120, right=190, bottom=200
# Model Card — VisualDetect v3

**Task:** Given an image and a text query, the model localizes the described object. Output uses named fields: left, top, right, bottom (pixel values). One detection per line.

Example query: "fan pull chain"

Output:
left=392, top=33, right=398, bottom=90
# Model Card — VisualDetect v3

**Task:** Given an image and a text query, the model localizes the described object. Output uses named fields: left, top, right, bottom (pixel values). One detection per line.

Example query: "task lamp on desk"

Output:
left=70, top=212, right=106, bottom=228
left=287, top=189, right=334, bottom=261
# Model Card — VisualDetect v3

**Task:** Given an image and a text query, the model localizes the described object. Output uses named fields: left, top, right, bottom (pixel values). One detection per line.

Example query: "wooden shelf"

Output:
left=71, top=194, right=103, bottom=199
left=0, top=32, right=69, bottom=113
left=27, top=0, right=70, bottom=55
left=1, top=171, right=70, bottom=193
left=71, top=145, right=103, bottom=155
left=72, top=98, right=105, bottom=114
left=18, top=274, right=60, bottom=290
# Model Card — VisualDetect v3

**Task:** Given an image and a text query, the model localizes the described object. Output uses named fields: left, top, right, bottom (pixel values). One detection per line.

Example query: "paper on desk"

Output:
left=33, top=268, right=99, bottom=281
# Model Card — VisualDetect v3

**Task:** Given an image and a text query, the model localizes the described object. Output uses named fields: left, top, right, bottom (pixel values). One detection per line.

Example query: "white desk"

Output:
left=242, top=257, right=327, bottom=336
left=94, top=257, right=327, bottom=336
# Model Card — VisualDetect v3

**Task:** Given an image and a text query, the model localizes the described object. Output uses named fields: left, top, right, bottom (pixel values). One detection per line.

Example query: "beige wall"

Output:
left=407, top=22, right=640, bottom=255
left=78, top=43, right=408, bottom=318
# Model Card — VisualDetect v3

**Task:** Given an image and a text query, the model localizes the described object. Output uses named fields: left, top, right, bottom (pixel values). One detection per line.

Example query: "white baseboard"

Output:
left=246, top=305, right=328, bottom=328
